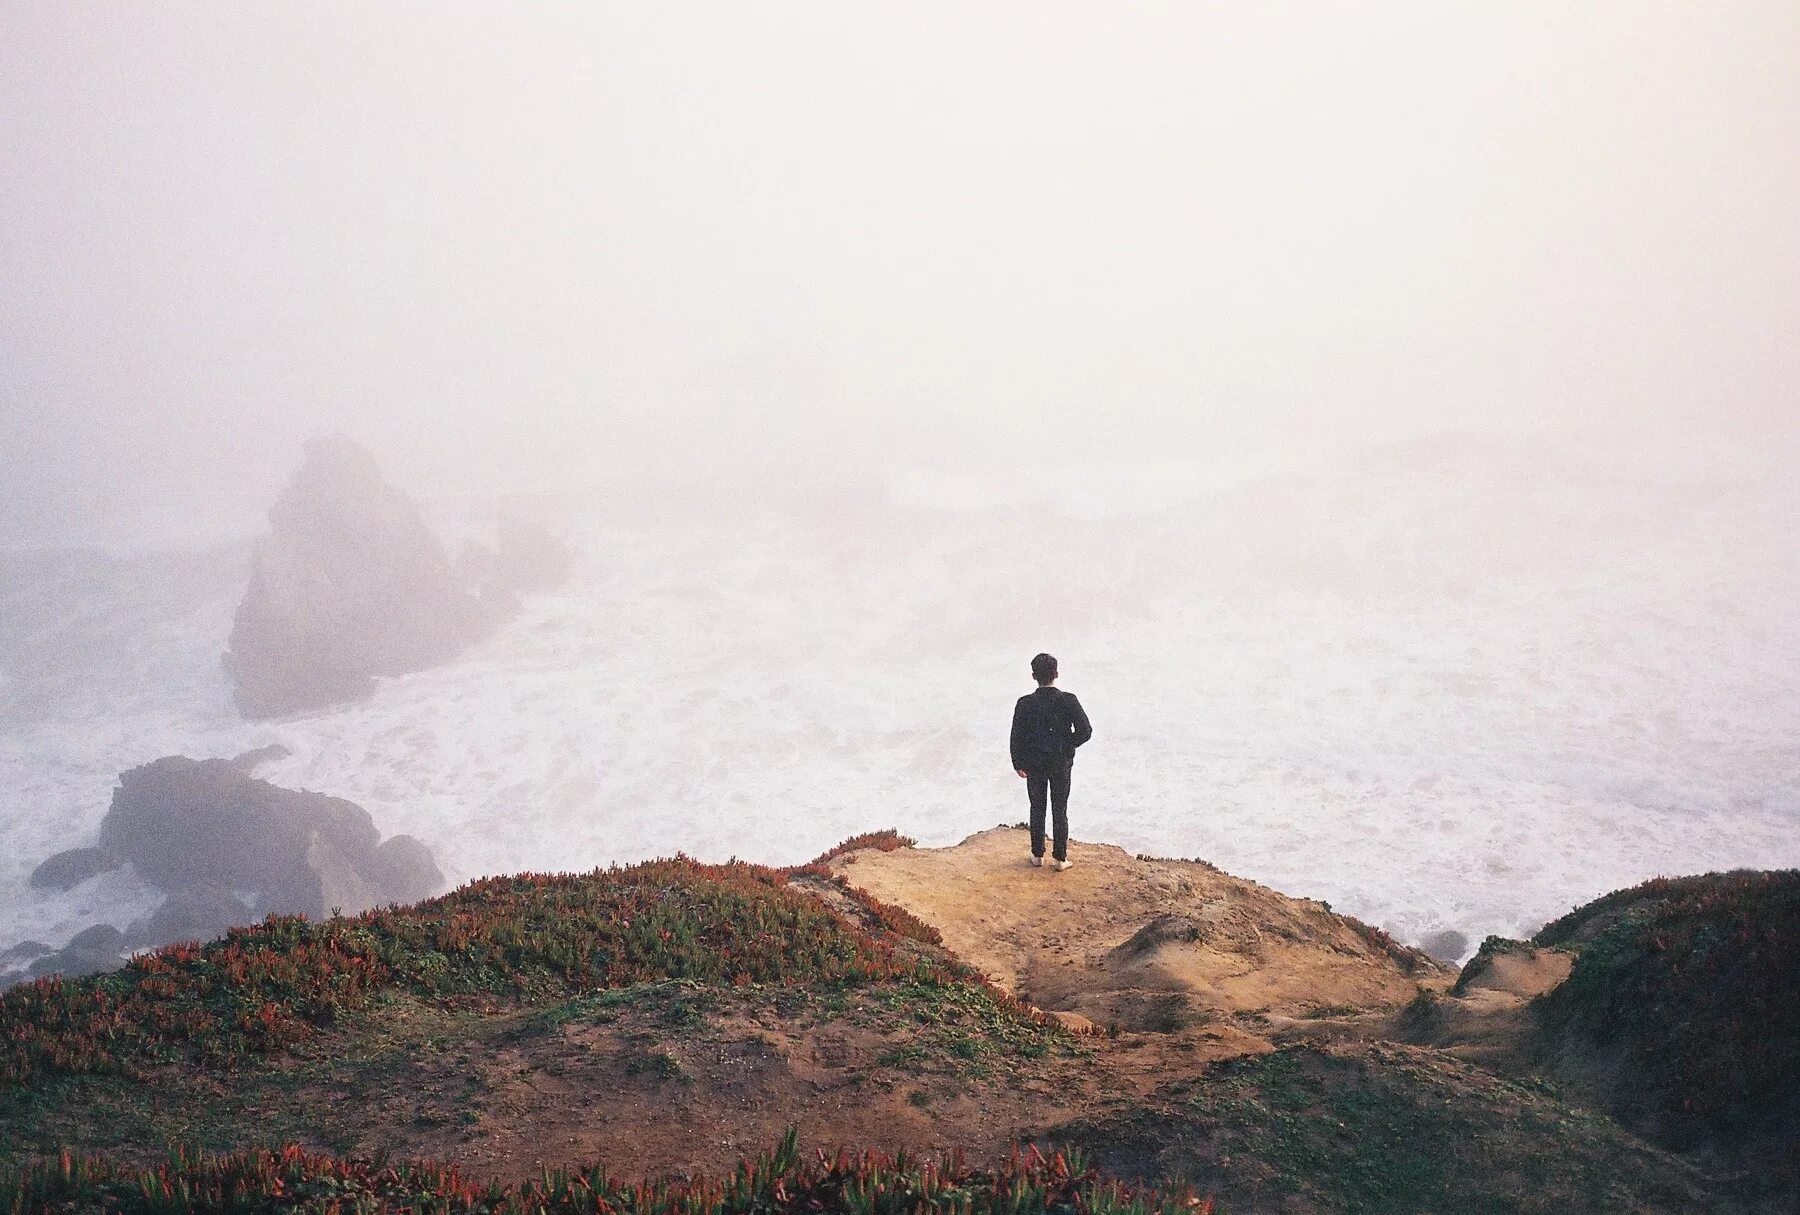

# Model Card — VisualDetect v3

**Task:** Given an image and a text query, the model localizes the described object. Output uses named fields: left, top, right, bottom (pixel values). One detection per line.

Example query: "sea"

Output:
left=3, top=432, right=1797, bottom=963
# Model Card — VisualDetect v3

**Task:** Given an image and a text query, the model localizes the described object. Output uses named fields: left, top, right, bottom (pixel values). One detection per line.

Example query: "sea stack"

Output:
left=224, top=436, right=493, bottom=718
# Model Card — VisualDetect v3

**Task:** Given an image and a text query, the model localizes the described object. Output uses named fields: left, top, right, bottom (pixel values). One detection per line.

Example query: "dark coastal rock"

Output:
left=99, top=756, right=380, bottom=895
left=27, top=947, right=125, bottom=981
left=223, top=436, right=494, bottom=719
left=29, top=846, right=120, bottom=891
left=491, top=513, right=575, bottom=595
left=361, top=834, right=447, bottom=906
left=229, top=742, right=293, bottom=772
left=24, top=923, right=129, bottom=981
left=1419, top=929, right=1471, bottom=963
left=260, top=832, right=383, bottom=921
left=88, top=755, right=448, bottom=949
left=460, top=513, right=575, bottom=600
left=131, top=889, right=253, bottom=948
left=0, top=940, right=53, bottom=964
left=65, top=924, right=124, bottom=953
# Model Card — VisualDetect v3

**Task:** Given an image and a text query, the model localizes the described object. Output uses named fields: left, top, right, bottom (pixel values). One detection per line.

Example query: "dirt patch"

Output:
left=1400, top=944, right=1574, bottom=1070
left=827, top=827, right=1443, bottom=1034
left=3, top=980, right=1242, bottom=1184
left=1464, top=945, right=1573, bottom=999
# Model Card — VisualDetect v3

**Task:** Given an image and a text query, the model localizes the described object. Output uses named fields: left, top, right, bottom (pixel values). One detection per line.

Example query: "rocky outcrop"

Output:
left=228, top=742, right=292, bottom=772
left=100, top=756, right=447, bottom=928
left=13, top=756, right=448, bottom=983
left=26, top=924, right=127, bottom=980
left=490, top=512, right=575, bottom=595
left=0, top=940, right=52, bottom=967
left=224, top=437, right=495, bottom=719
left=99, top=756, right=382, bottom=897
left=361, top=834, right=447, bottom=906
left=134, top=890, right=256, bottom=949
left=1417, top=929, right=1470, bottom=963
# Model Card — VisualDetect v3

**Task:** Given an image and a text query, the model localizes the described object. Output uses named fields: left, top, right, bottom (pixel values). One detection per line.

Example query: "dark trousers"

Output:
left=1026, top=762, right=1072, bottom=861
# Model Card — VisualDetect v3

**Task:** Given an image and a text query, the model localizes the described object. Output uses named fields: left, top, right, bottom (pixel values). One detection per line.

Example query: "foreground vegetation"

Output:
left=1, top=1129, right=1209, bottom=1215
left=0, top=852, right=949, bottom=1087
left=5, top=834, right=1791, bottom=1213
left=0, top=978, right=1078, bottom=1166
left=1531, top=869, right=1800, bottom=1195
left=1055, top=1044, right=1719, bottom=1214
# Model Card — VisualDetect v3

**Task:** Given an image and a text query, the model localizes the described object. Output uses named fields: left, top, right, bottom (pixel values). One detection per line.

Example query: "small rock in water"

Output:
left=28, top=846, right=121, bottom=892
left=65, top=923, right=124, bottom=953
left=361, top=834, right=447, bottom=906
left=1418, top=929, right=1471, bottom=963
left=229, top=742, right=293, bottom=772
left=133, top=889, right=254, bottom=948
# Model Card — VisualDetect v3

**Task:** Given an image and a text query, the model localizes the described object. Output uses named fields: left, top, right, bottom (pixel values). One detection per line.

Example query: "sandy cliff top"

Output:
left=829, top=825, right=1444, bottom=1034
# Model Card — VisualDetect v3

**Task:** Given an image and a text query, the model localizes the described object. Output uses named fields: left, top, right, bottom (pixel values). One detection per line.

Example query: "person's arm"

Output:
left=1010, top=699, right=1028, bottom=774
left=1067, top=694, right=1093, bottom=749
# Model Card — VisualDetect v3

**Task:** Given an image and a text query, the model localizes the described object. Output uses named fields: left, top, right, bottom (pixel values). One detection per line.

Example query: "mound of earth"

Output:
left=1395, top=935, right=1574, bottom=1071
left=1526, top=870, right=1800, bottom=1204
left=826, top=826, right=1443, bottom=1035
left=1395, top=870, right=1800, bottom=1210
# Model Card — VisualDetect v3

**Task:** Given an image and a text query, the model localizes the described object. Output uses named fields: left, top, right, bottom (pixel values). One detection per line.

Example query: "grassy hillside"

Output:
left=0, top=840, right=1088, bottom=1185
left=0, top=833, right=1773, bottom=1213
left=1529, top=869, right=1800, bottom=1197
left=1051, top=1043, right=1719, bottom=1214
left=0, top=849, right=950, bottom=1086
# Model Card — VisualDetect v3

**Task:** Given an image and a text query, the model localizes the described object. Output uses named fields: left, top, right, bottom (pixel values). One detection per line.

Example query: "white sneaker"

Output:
left=1030, top=855, right=1045, bottom=867
left=1054, top=858, right=1074, bottom=872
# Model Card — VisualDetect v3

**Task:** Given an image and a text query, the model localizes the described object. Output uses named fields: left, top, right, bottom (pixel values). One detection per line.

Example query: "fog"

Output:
left=5, top=3, right=1799, bottom=545
left=4, top=7, right=1800, bottom=966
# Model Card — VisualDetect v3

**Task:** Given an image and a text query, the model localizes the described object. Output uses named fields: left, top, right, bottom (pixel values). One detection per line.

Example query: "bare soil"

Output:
left=827, top=826, right=1446, bottom=1034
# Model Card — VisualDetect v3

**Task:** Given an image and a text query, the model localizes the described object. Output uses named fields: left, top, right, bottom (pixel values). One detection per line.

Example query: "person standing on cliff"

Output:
left=1010, top=652, right=1093, bottom=871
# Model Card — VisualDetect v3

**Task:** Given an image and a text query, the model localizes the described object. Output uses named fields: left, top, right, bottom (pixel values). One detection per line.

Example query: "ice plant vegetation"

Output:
left=0, top=1130, right=1212, bottom=1215
left=1532, top=869, right=1800, bottom=1152
left=0, top=855, right=961, bottom=1086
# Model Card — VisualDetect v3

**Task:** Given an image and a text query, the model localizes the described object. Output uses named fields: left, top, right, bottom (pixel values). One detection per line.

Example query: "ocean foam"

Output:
left=2, top=441, right=1796, bottom=963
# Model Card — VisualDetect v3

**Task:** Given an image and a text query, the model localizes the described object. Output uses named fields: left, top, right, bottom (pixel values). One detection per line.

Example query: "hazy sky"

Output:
left=4, top=3, right=1798, bottom=542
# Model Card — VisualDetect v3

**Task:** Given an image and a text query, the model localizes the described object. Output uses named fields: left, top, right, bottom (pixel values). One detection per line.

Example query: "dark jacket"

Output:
left=1010, top=686, right=1093, bottom=772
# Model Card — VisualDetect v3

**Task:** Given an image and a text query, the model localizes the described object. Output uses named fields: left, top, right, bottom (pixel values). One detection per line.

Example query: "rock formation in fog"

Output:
left=100, top=756, right=383, bottom=899
left=457, top=511, right=576, bottom=614
left=101, top=756, right=447, bottom=923
left=223, top=436, right=495, bottom=718
left=21, top=924, right=127, bottom=981
left=18, top=755, right=447, bottom=980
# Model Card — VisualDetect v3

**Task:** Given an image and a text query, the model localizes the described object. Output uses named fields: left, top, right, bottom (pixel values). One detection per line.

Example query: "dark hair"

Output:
left=1030, top=652, right=1058, bottom=683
